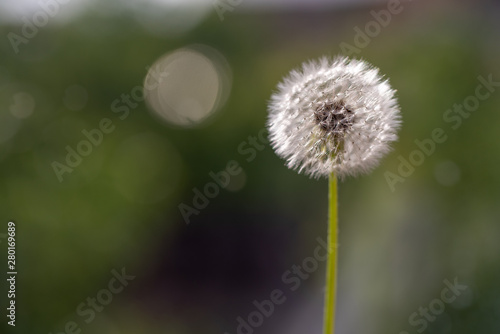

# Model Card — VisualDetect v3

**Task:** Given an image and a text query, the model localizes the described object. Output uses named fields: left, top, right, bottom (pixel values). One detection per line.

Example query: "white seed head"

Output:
left=267, top=56, right=401, bottom=179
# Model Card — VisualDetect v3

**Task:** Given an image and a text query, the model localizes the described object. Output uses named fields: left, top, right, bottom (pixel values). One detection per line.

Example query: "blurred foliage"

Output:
left=0, top=1, right=499, bottom=334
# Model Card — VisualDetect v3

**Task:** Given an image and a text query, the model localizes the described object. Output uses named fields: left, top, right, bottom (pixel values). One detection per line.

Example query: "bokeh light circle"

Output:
left=434, top=160, right=461, bottom=186
left=10, top=92, right=35, bottom=119
left=144, top=45, right=232, bottom=127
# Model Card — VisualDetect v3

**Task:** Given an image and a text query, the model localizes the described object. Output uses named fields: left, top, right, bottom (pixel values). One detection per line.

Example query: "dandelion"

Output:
left=267, top=56, right=401, bottom=179
left=267, top=56, right=401, bottom=334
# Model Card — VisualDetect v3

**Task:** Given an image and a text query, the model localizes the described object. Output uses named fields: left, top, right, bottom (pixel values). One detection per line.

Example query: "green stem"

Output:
left=323, top=173, right=338, bottom=334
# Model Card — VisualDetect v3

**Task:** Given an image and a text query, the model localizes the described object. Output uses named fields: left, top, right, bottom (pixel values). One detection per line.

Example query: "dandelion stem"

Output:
left=323, top=173, right=338, bottom=334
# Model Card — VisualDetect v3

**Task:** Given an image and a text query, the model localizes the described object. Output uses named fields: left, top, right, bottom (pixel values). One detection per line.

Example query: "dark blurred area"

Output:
left=0, top=0, right=499, bottom=333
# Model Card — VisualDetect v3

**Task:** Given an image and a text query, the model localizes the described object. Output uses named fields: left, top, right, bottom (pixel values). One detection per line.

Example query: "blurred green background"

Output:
left=0, top=0, right=499, bottom=333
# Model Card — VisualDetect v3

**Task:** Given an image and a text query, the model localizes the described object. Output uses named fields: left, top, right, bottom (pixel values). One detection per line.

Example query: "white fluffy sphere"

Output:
left=267, top=56, right=401, bottom=179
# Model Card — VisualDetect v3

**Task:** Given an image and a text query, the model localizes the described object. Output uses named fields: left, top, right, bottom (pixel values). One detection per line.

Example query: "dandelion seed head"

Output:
left=267, top=56, right=401, bottom=179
